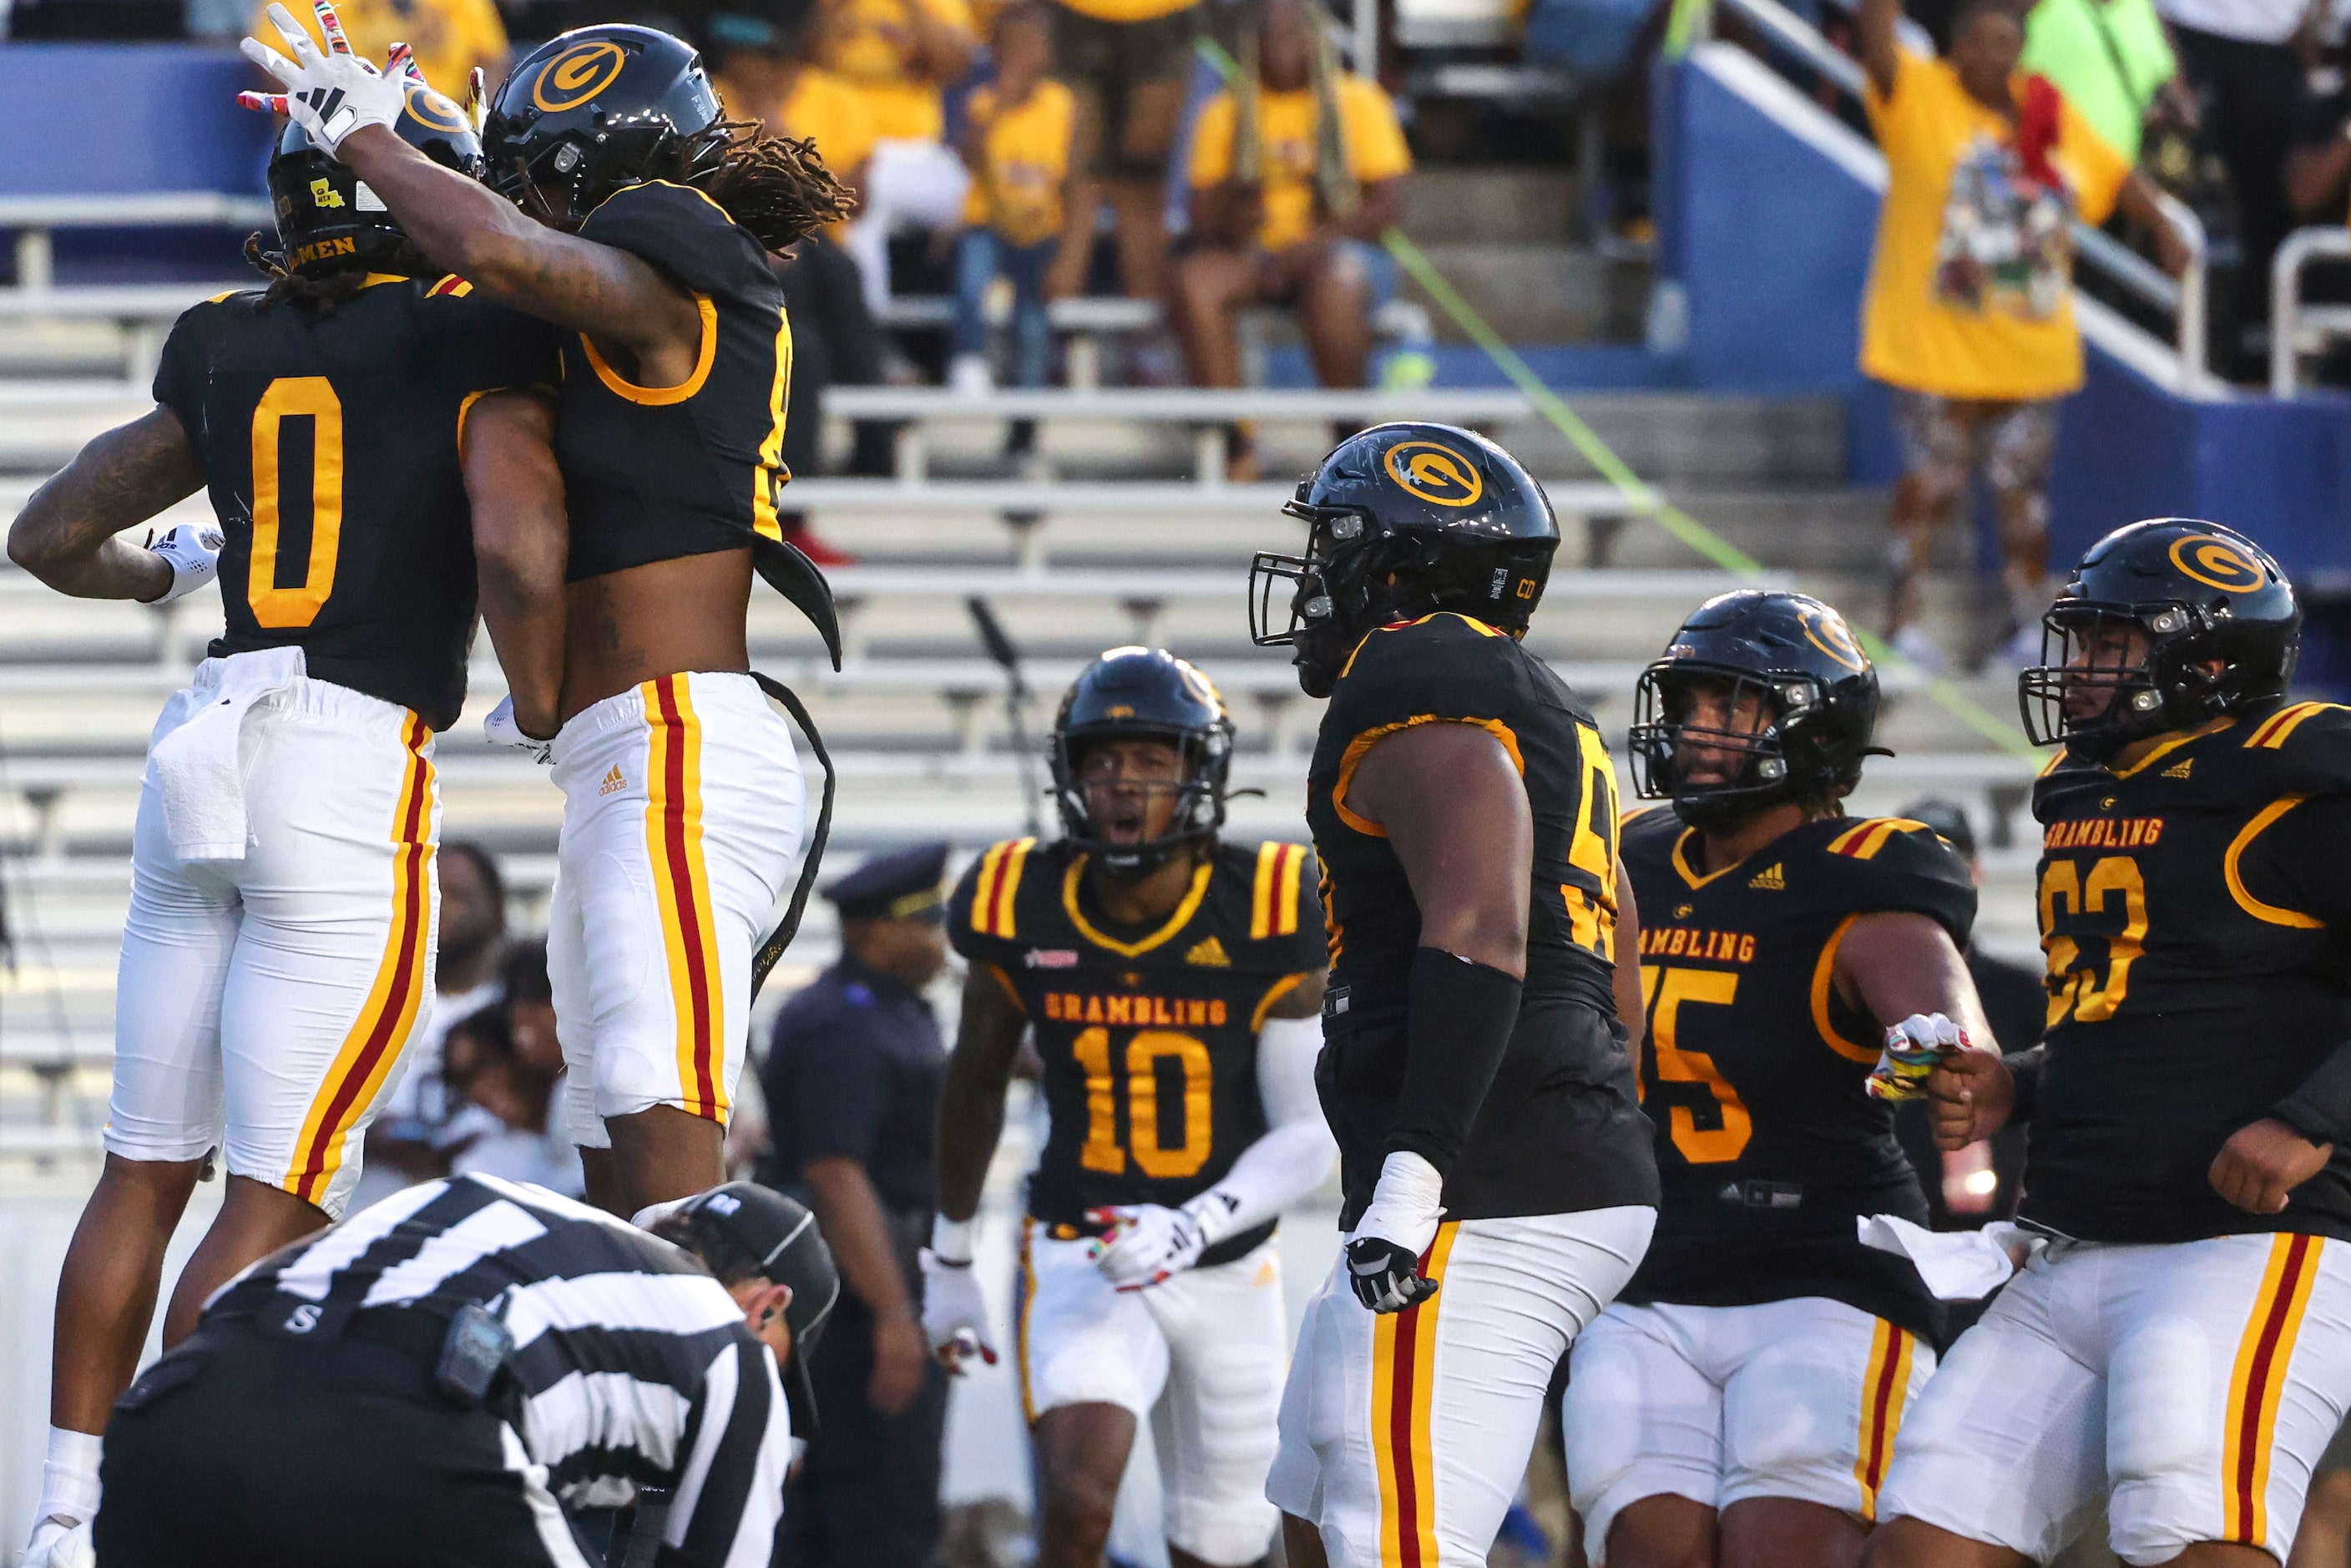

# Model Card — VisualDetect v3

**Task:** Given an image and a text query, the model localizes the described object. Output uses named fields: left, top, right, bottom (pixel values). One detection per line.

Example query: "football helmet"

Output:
left=2019, top=518, right=2299, bottom=759
left=1628, top=589, right=1883, bottom=832
left=481, top=24, right=726, bottom=227
left=1049, top=648, right=1235, bottom=880
left=267, top=79, right=483, bottom=278
left=1249, top=423, right=1559, bottom=697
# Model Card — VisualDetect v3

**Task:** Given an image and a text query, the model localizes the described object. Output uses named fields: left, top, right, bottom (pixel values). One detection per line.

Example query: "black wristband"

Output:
left=2003, top=1046, right=2044, bottom=1124
left=1386, top=948, right=1524, bottom=1178
left=2274, top=1038, right=2351, bottom=1147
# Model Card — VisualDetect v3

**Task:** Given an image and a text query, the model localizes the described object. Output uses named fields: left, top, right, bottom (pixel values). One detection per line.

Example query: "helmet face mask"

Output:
left=1627, top=590, right=1882, bottom=832
left=1049, top=649, right=1234, bottom=881
left=1248, top=423, right=1559, bottom=697
left=2015, top=519, right=2300, bottom=762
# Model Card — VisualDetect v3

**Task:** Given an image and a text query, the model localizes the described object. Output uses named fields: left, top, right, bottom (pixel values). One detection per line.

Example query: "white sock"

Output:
left=35, top=1426, right=101, bottom=1526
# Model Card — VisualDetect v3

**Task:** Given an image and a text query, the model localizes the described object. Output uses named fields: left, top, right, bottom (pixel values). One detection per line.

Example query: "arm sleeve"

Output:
left=2005, top=1044, right=2045, bottom=1123
left=1189, top=1012, right=1337, bottom=1232
left=662, top=1338, right=794, bottom=1568
left=1389, top=948, right=1523, bottom=1176
left=1190, top=94, right=1238, bottom=187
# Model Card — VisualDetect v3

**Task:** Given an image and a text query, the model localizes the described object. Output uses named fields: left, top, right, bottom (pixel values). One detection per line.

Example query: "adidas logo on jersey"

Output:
left=1186, top=936, right=1231, bottom=968
left=2163, top=757, right=2194, bottom=779
left=1749, top=863, right=1785, bottom=890
left=599, top=765, right=626, bottom=797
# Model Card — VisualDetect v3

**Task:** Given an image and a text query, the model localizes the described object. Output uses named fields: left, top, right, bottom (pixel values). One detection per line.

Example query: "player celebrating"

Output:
left=926, top=647, right=1335, bottom=1568
left=1873, top=518, right=2351, bottom=1568
left=241, top=8, right=857, bottom=1217
left=6, top=99, right=561, bottom=1568
left=1247, top=423, right=1658, bottom=1568
left=1567, top=590, right=1994, bottom=1568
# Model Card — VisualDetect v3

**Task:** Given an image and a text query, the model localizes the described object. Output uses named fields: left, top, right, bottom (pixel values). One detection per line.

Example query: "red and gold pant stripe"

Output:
left=2224, top=1234, right=2323, bottom=1545
left=1853, top=1318, right=1917, bottom=1521
left=1016, top=1218, right=1040, bottom=1424
left=283, top=715, right=436, bottom=1206
left=1373, top=1222, right=1461, bottom=1568
left=645, top=675, right=726, bottom=1121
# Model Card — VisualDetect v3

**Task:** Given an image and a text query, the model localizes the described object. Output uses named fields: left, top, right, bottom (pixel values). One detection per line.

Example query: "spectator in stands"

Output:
left=2286, top=62, right=2351, bottom=220
left=1173, top=0, right=1410, bottom=478
left=436, top=1004, right=585, bottom=1194
left=247, top=0, right=508, bottom=99
left=2154, top=0, right=2312, bottom=377
left=2020, top=0, right=2194, bottom=164
left=1857, top=0, right=2189, bottom=670
left=1041, top=0, right=1194, bottom=304
left=818, top=0, right=983, bottom=311
left=948, top=4, right=1097, bottom=393
left=351, top=841, right=508, bottom=1208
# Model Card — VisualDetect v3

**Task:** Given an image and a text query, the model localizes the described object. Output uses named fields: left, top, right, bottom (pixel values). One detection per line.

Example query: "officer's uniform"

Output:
left=946, top=833, right=1324, bottom=1566
left=1270, top=610, right=1660, bottom=1568
left=544, top=180, right=810, bottom=1154
left=1565, top=807, right=1976, bottom=1560
left=110, top=278, right=556, bottom=1216
left=1881, top=701, right=2351, bottom=1565
left=766, top=846, right=953, bottom=1568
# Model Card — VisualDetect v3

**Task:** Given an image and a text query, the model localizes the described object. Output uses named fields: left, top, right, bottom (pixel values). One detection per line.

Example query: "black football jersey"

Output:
left=150, top=276, right=559, bottom=732
left=1304, top=612, right=1658, bottom=1228
left=554, top=180, right=796, bottom=582
left=2023, top=701, right=2351, bottom=1244
left=948, top=837, right=1326, bottom=1262
left=1618, top=807, right=1977, bottom=1343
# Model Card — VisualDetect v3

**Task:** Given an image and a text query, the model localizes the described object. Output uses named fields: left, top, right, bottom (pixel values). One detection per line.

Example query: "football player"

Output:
left=241, top=8, right=858, bottom=1217
left=1247, top=423, right=1659, bottom=1568
left=924, top=647, right=1336, bottom=1568
left=1565, top=589, right=1995, bottom=1568
left=1872, top=518, right=2351, bottom=1568
left=5, top=96, right=561, bottom=1568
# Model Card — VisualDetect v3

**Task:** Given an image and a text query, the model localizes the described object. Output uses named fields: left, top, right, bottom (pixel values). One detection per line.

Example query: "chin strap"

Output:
left=749, top=674, right=835, bottom=1000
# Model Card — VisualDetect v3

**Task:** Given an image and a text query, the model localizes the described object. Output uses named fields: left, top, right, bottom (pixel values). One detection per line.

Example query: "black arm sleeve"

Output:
left=2274, top=1046, right=2351, bottom=1145
left=2004, top=1044, right=2045, bottom=1124
left=1385, top=948, right=1524, bottom=1176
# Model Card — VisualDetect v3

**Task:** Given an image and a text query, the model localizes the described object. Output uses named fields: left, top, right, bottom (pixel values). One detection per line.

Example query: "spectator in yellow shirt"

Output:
left=248, top=0, right=506, bottom=102
left=948, top=4, right=1098, bottom=392
left=1857, top=0, right=2187, bottom=670
left=1175, top=0, right=1409, bottom=473
left=818, top=0, right=983, bottom=310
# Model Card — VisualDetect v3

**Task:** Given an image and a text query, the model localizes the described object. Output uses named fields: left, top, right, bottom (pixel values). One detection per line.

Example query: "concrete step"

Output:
left=1404, top=243, right=1646, bottom=344
left=1399, top=168, right=1579, bottom=246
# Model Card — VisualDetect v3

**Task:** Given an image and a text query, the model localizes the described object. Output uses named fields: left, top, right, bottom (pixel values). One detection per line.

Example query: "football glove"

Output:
left=918, top=1247, right=998, bottom=1369
left=1087, top=1193, right=1236, bottom=1291
left=1345, top=1150, right=1445, bottom=1313
left=483, top=695, right=553, bottom=764
left=22, top=1518, right=94, bottom=1568
left=144, top=523, right=224, bottom=605
left=1864, top=1012, right=1969, bottom=1103
left=238, top=2, right=407, bottom=155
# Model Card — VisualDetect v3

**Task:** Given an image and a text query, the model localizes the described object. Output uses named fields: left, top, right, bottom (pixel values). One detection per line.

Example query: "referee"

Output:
left=95, top=1175, right=838, bottom=1567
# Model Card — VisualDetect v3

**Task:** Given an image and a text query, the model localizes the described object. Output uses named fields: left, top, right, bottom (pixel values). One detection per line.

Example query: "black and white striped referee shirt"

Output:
left=206, top=1174, right=792, bottom=1568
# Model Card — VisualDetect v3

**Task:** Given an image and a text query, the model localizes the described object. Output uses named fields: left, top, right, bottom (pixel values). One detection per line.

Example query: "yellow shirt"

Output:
left=1860, top=48, right=2130, bottom=400
left=778, top=68, right=882, bottom=180
left=254, top=0, right=506, bottom=102
left=960, top=81, right=1079, bottom=246
left=818, top=0, right=977, bottom=143
left=1188, top=74, right=1412, bottom=253
left=1052, top=0, right=1197, bottom=23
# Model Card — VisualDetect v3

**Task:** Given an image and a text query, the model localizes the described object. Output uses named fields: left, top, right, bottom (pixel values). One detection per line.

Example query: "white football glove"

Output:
left=238, top=2, right=407, bottom=155
left=1345, top=1151, right=1445, bottom=1313
left=1087, top=1195, right=1234, bottom=1291
left=23, top=1517, right=94, bottom=1568
left=1865, top=1011, right=1969, bottom=1103
left=483, top=695, right=553, bottom=764
left=144, top=523, right=224, bottom=604
left=918, top=1246, right=997, bottom=1371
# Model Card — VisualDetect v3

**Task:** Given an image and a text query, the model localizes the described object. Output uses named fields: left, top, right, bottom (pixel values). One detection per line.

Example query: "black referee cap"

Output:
left=1903, top=797, right=1978, bottom=862
left=824, top=842, right=951, bottom=923
left=675, top=1183, right=839, bottom=1433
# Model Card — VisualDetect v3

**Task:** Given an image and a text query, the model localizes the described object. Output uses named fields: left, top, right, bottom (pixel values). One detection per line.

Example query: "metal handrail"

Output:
left=0, top=191, right=275, bottom=293
left=2270, top=225, right=2351, bottom=397
left=1711, top=0, right=2210, bottom=381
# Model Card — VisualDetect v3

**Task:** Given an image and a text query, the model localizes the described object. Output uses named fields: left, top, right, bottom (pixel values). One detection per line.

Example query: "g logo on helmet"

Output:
left=404, top=83, right=471, bottom=134
left=2168, top=534, right=2266, bottom=594
left=1383, top=441, right=1484, bottom=508
left=533, top=40, right=629, bottom=113
left=1801, top=604, right=1867, bottom=672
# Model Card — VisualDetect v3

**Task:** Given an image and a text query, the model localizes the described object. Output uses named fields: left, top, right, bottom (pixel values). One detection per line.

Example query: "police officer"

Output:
left=762, top=844, right=955, bottom=1568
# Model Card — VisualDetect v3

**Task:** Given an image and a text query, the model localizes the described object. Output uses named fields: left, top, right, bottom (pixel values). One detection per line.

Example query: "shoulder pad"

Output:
left=1817, top=816, right=1976, bottom=941
left=2242, top=701, right=2351, bottom=793
left=1338, top=611, right=1511, bottom=680
left=1241, top=840, right=1316, bottom=939
left=1821, top=817, right=1937, bottom=862
left=947, top=837, right=1043, bottom=954
left=426, top=275, right=476, bottom=298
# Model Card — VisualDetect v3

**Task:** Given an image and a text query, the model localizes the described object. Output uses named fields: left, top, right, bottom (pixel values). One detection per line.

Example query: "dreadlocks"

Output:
left=691, top=119, right=859, bottom=255
left=241, top=231, right=437, bottom=314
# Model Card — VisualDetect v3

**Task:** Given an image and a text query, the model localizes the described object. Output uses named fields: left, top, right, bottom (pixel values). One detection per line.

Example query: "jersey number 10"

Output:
left=1071, top=1027, right=1213, bottom=1181
left=247, top=377, right=346, bottom=629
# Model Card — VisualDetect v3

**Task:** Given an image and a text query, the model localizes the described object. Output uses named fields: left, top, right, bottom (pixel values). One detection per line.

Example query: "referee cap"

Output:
left=675, top=1182, right=840, bottom=1432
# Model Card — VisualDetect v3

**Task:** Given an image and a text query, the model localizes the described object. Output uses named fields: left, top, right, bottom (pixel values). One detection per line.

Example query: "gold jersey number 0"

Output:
left=247, top=377, right=345, bottom=629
